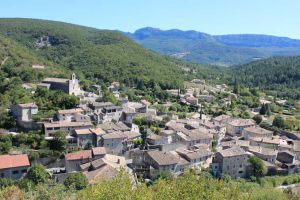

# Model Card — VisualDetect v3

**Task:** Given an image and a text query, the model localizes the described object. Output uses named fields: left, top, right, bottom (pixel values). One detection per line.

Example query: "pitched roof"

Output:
left=18, top=103, right=38, bottom=108
left=243, top=126, right=273, bottom=135
left=122, top=131, right=141, bottom=139
left=248, top=146, right=277, bottom=156
left=213, top=114, right=232, bottom=122
left=147, top=150, right=180, bottom=166
left=65, top=150, right=92, bottom=161
left=0, top=154, right=30, bottom=169
left=44, top=121, right=92, bottom=128
left=97, top=122, right=130, bottom=132
left=58, top=108, right=84, bottom=115
left=92, top=147, right=107, bottom=156
left=176, top=148, right=213, bottom=160
left=218, top=147, right=248, bottom=157
left=43, top=77, right=69, bottom=83
left=102, top=132, right=127, bottom=140
left=90, top=128, right=105, bottom=136
left=229, top=119, right=256, bottom=127
left=75, top=129, right=92, bottom=135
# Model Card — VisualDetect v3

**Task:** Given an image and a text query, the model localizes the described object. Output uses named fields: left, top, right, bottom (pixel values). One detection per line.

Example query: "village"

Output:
left=1, top=71, right=300, bottom=186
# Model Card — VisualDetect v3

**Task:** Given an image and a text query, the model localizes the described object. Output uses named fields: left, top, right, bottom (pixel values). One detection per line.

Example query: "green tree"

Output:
left=260, top=104, right=266, bottom=115
left=253, top=114, right=262, bottom=124
left=248, top=156, right=267, bottom=178
left=0, top=135, right=12, bottom=154
left=233, top=79, right=240, bottom=96
left=64, top=173, right=88, bottom=190
left=266, top=104, right=272, bottom=116
left=285, top=116, right=297, bottom=130
left=272, top=115, right=285, bottom=129
left=26, top=164, right=49, bottom=185
left=49, top=131, right=67, bottom=151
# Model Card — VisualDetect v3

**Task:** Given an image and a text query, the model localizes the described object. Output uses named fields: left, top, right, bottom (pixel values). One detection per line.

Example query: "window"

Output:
left=0, top=173, right=4, bottom=178
left=12, top=170, right=19, bottom=174
left=21, top=169, right=27, bottom=173
left=238, top=170, right=243, bottom=174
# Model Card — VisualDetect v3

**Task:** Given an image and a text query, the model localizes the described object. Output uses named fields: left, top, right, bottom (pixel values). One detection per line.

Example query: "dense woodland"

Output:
left=2, top=170, right=300, bottom=200
left=232, top=56, right=300, bottom=99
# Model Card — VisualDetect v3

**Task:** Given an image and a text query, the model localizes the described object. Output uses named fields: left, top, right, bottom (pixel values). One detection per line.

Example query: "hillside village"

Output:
left=1, top=69, right=300, bottom=187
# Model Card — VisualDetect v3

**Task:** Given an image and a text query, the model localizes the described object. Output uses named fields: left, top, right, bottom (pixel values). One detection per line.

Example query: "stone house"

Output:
left=147, top=133, right=169, bottom=146
left=11, top=103, right=38, bottom=129
left=0, top=154, right=30, bottom=179
left=88, top=102, right=114, bottom=114
left=44, top=121, right=93, bottom=137
left=11, top=103, right=38, bottom=122
left=159, top=130, right=176, bottom=144
left=121, top=107, right=137, bottom=124
left=176, top=148, right=213, bottom=170
left=42, top=73, right=81, bottom=95
left=249, top=136, right=287, bottom=150
left=65, top=150, right=92, bottom=172
left=57, top=108, right=88, bottom=122
left=226, top=119, right=256, bottom=136
left=100, top=132, right=127, bottom=155
left=92, top=147, right=107, bottom=160
left=170, top=125, right=213, bottom=147
left=98, top=105, right=123, bottom=124
left=248, top=146, right=277, bottom=163
left=242, top=126, right=273, bottom=140
left=212, top=114, right=233, bottom=126
left=211, top=147, right=251, bottom=179
left=100, top=131, right=141, bottom=155
left=145, top=150, right=188, bottom=179
left=74, top=129, right=95, bottom=149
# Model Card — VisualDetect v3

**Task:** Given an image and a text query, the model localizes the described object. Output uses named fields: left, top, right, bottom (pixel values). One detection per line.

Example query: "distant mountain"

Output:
left=125, top=27, right=300, bottom=66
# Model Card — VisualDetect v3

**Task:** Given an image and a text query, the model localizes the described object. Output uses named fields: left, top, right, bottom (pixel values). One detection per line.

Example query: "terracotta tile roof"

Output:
left=75, top=129, right=92, bottom=135
left=0, top=154, right=30, bottom=169
left=65, top=150, right=92, bottom=161
left=90, top=128, right=105, bottom=136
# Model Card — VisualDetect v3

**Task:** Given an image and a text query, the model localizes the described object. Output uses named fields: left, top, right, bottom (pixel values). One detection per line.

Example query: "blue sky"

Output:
left=1, top=0, right=300, bottom=38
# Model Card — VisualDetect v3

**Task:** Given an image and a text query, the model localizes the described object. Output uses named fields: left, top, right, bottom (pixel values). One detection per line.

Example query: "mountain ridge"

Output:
left=124, top=27, right=300, bottom=65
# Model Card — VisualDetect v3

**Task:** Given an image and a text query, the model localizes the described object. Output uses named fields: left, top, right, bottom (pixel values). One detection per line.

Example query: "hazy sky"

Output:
left=1, top=0, right=300, bottom=38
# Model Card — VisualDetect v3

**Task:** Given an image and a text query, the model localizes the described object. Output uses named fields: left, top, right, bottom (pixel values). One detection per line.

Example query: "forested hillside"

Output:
left=0, top=18, right=212, bottom=88
left=125, top=27, right=300, bottom=65
left=0, top=18, right=299, bottom=101
left=231, top=56, right=300, bottom=99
